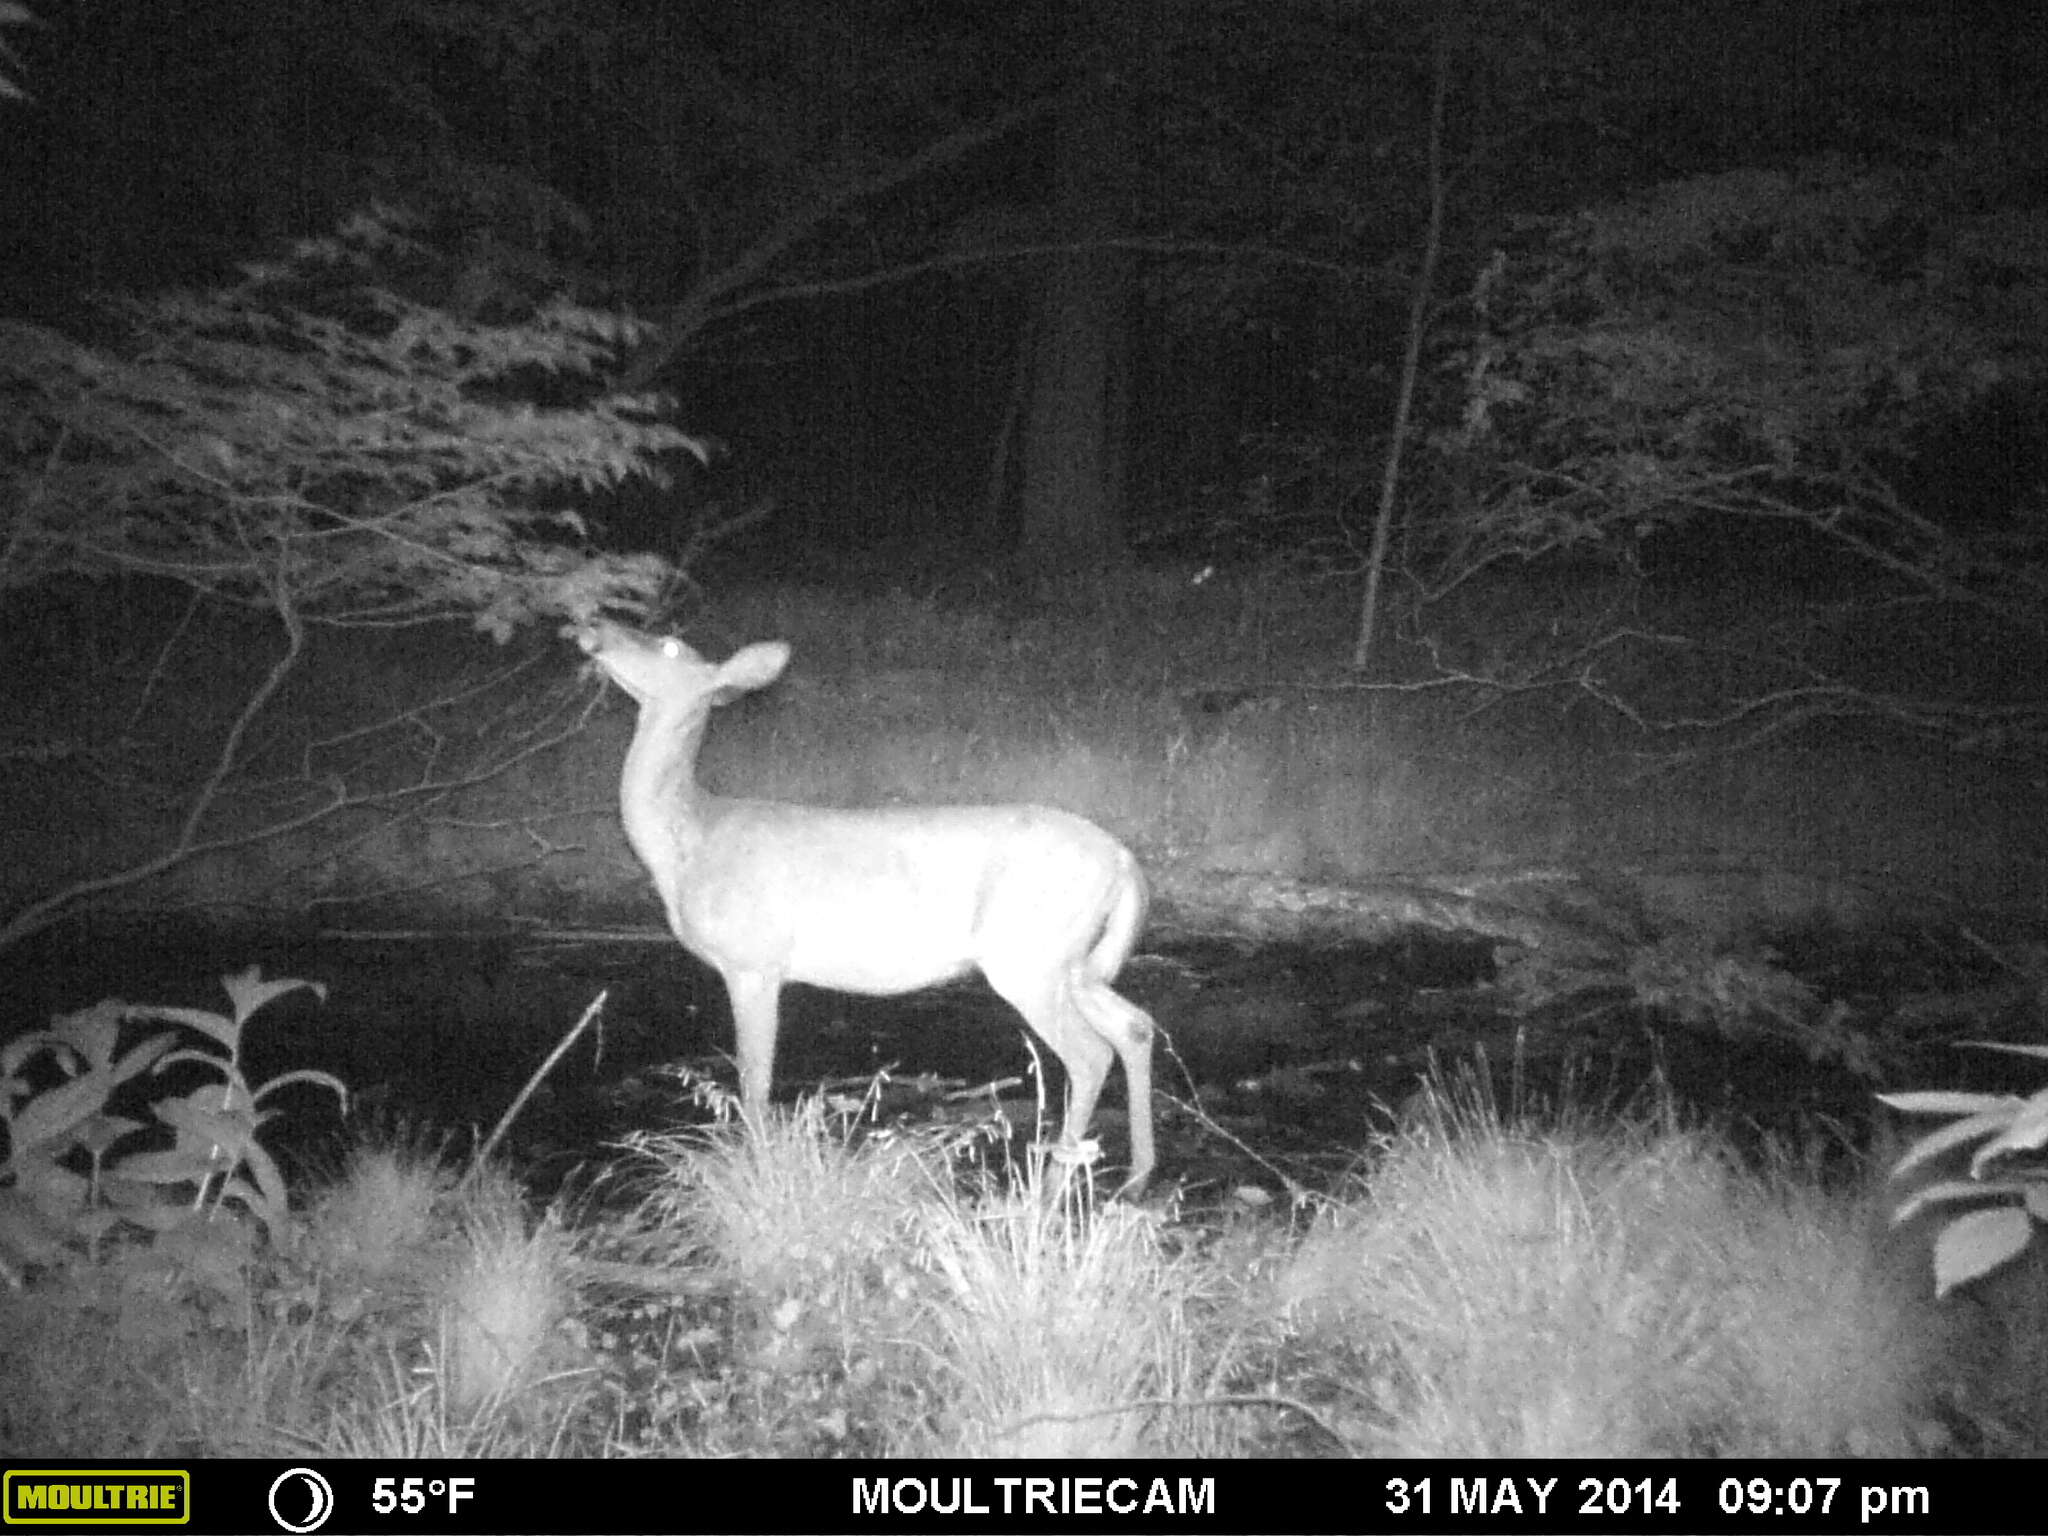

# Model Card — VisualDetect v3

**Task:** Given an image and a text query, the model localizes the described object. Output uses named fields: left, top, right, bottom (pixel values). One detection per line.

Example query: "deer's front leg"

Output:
left=724, top=969, right=784, bottom=1124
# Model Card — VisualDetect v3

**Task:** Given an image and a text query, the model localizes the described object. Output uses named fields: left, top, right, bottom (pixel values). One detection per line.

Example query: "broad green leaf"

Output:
left=220, top=967, right=327, bottom=1027
left=6, top=1073, right=114, bottom=1155
left=1932, top=1205, right=2033, bottom=1298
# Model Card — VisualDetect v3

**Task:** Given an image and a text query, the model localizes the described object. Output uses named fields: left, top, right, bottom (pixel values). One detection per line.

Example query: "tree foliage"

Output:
left=2, top=208, right=695, bottom=638
left=1430, top=146, right=2048, bottom=613
left=0, top=209, right=705, bottom=948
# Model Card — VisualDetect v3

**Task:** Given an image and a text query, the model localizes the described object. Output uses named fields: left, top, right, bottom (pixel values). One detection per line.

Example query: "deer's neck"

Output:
left=616, top=702, right=713, bottom=882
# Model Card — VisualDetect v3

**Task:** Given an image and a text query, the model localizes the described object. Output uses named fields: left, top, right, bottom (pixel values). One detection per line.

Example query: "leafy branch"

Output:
left=1400, top=148, right=2048, bottom=751
left=2, top=208, right=697, bottom=636
left=0, top=209, right=702, bottom=944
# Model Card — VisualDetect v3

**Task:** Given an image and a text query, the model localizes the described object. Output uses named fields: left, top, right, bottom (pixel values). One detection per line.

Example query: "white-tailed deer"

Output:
left=575, top=619, right=1157, bottom=1192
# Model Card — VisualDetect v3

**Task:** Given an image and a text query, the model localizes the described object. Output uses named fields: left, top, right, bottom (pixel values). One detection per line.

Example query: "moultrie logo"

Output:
left=3, top=1470, right=189, bottom=1526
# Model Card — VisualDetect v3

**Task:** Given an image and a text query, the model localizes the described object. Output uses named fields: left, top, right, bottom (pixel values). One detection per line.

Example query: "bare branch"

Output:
left=623, top=93, right=1071, bottom=390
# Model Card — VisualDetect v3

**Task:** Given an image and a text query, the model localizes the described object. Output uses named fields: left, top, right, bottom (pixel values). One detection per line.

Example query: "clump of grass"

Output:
left=608, top=1084, right=1222, bottom=1457
left=1273, top=1081, right=1945, bottom=1457
left=909, top=1161, right=1203, bottom=1458
left=623, top=1090, right=953, bottom=1342
left=437, top=1167, right=585, bottom=1414
left=285, top=1150, right=594, bottom=1458
left=594, top=1091, right=932, bottom=1454
left=303, top=1131, right=457, bottom=1294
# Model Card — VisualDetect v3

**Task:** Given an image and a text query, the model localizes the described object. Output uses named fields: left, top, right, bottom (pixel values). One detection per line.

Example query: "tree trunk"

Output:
left=1016, top=52, right=1131, bottom=594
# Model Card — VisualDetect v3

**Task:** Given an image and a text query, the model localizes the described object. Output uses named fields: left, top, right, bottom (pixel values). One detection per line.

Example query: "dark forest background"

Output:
left=3, top=0, right=2046, bottom=940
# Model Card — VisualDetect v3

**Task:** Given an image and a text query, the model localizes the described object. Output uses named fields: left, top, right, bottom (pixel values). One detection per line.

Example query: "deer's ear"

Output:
left=720, top=641, right=792, bottom=693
